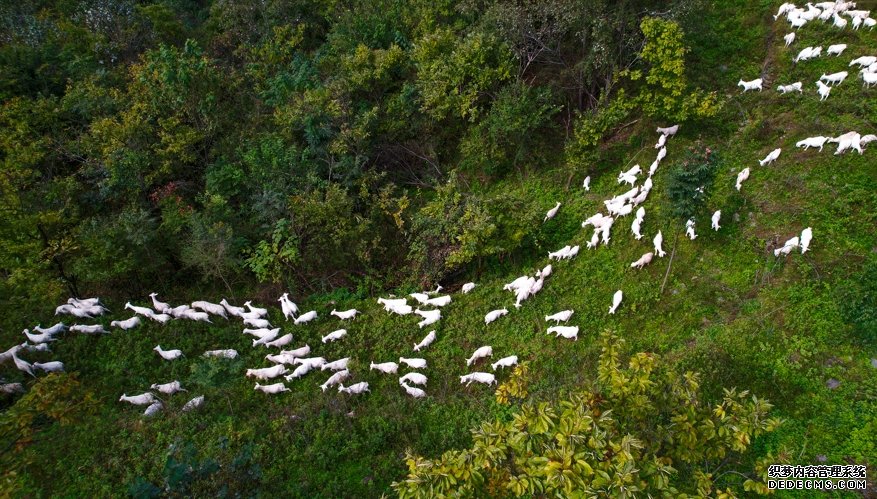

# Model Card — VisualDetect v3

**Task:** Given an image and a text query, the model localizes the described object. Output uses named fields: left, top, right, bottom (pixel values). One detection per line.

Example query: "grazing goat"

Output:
left=33, top=361, right=64, bottom=373
left=736, top=168, right=751, bottom=191
left=711, top=210, right=722, bottom=231
left=609, top=290, right=623, bottom=315
left=461, top=282, right=476, bottom=294
left=293, top=311, right=317, bottom=325
left=631, top=252, right=654, bottom=269
left=120, top=393, right=156, bottom=405
left=774, top=236, right=800, bottom=256
left=582, top=176, right=591, bottom=190
left=425, top=295, right=452, bottom=307
left=110, top=316, right=141, bottom=330
left=777, top=82, right=803, bottom=93
left=321, top=329, right=347, bottom=343
left=370, top=361, right=399, bottom=374
left=784, top=32, right=795, bottom=47
left=800, top=227, right=813, bottom=253
left=338, top=382, right=370, bottom=394
left=280, top=345, right=311, bottom=358
left=653, top=231, right=666, bottom=257
left=70, top=324, right=108, bottom=334
left=399, top=372, right=428, bottom=386
left=827, top=44, right=847, bottom=56
left=413, top=330, right=437, bottom=351
left=460, top=372, right=496, bottom=386
left=143, top=401, right=163, bottom=417
left=399, top=357, right=427, bottom=369
left=796, top=136, right=829, bottom=151
left=657, top=124, right=680, bottom=136
left=34, top=323, right=66, bottom=335
left=321, top=358, right=350, bottom=371
left=400, top=383, right=427, bottom=398
left=153, top=345, right=183, bottom=360
left=685, top=219, right=698, bottom=240
left=331, top=308, right=359, bottom=320
left=544, top=202, right=561, bottom=222
left=759, top=148, right=782, bottom=166
left=254, top=382, right=289, bottom=394
left=182, top=396, right=204, bottom=412
left=245, top=364, right=287, bottom=380
left=820, top=71, right=848, bottom=86
left=545, top=310, right=574, bottom=323
left=413, top=308, right=441, bottom=328
left=548, top=325, right=579, bottom=340
left=265, top=333, right=294, bottom=348
left=321, top=370, right=350, bottom=392
left=738, top=78, right=763, bottom=91
left=150, top=381, right=186, bottom=395
left=466, top=346, right=493, bottom=366
left=491, top=356, right=519, bottom=370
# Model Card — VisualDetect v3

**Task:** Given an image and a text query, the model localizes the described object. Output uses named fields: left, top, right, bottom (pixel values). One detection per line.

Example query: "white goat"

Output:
left=148, top=293, right=171, bottom=313
left=278, top=293, right=299, bottom=320
left=630, top=252, right=654, bottom=269
left=399, top=357, right=427, bottom=369
left=330, top=308, right=359, bottom=320
left=245, top=364, right=287, bottom=380
left=777, top=82, right=803, bottom=93
left=800, top=227, right=813, bottom=253
left=487, top=356, right=519, bottom=373
left=321, top=358, right=350, bottom=371
left=820, top=71, right=848, bottom=86
left=243, top=317, right=271, bottom=329
left=685, top=218, right=698, bottom=240
left=711, top=210, right=722, bottom=231
left=280, top=345, right=311, bottom=358
left=816, top=80, right=832, bottom=100
left=583, top=176, right=591, bottom=191
left=181, top=396, right=204, bottom=412
left=321, top=329, right=347, bottom=343
left=738, top=78, right=763, bottom=91
left=774, top=236, right=800, bottom=257
left=293, top=311, right=317, bottom=325
left=548, top=325, right=579, bottom=340
left=110, top=316, right=141, bottom=331
left=425, top=295, right=452, bottom=307
left=862, top=72, right=877, bottom=88
left=320, top=370, right=350, bottom=392
left=399, top=372, right=428, bottom=386
left=143, top=401, right=163, bottom=417
left=545, top=310, right=573, bottom=323
left=150, top=380, right=186, bottom=395
left=70, top=324, right=108, bottom=334
left=653, top=231, right=666, bottom=257
left=370, top=361, right=399, bottom=374
left=796, top=136, right=829, bottom=151
left=34, top=323, right=66, bottom=335
left=461, top=282, right=476, bottom=294
left=153, top=345, right=183, bottom=360
left=413, top=308, right=441, bottom=328
left=827, top=44, right=847, bottom=56
left=401, top=383, right=427, bottom=398
left=413, top=330, right=437, bottom=351
left=759, top=148, right=782, bottom=166
left=338, top=382, right=370, bottom=395
left=33, top=361, right=65, bottom=373
left=544, top=202, right=561, bottom=222
left=784, top=32, right=795, bottom=46
left=191, top=301, right=228, bottom=319
left=656, top=124, right=679, bottom=136
left=265, top=333, right=294, bottom=348
left=736, top=168, right=751, bottom=191
left=466, top=346, right=493, bottom=366
left=119, top=393, right=156, bottom=405
left=609, top=290, right=623, bottom=315
left=255, top=382, right=289, bottom=394
left=459, top=372, right=496, bottom=386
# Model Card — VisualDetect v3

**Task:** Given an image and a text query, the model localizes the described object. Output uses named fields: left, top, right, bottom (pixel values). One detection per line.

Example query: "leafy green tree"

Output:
left=665, top=144, right=719, bottom=222
left=393, top=332, right=781, bottom=497
left=629, top=17, right=719, bottom=122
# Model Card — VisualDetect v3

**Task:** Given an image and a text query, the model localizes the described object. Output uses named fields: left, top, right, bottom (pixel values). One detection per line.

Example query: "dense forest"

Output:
left=1, top=0, right=876, bottom=496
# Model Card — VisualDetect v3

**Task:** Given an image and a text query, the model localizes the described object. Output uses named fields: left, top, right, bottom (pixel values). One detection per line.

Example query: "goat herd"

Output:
left=3, top=1, right=859, bottom=418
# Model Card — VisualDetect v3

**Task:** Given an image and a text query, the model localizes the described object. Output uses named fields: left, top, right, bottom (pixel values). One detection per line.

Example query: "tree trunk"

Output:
left=660, top=231, right=680, bottom=295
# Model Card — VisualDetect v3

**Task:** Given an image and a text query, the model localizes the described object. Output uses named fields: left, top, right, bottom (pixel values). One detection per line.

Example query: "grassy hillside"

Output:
left=2, top=1, right=877, bottom=497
